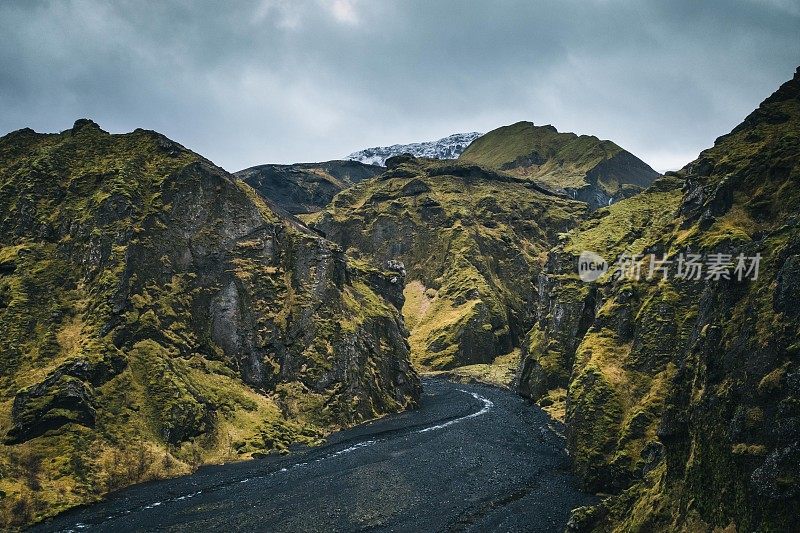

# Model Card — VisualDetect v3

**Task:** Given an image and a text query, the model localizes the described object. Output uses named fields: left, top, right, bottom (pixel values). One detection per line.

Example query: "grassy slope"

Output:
left=459, top=121, right=658, bottom=200
left=0, top=122, right=418, bottom=527
left=460, top=121, right=619, bottom=188
left=426, top=350, right=521, bottom=389
left=308, top=158, right=586, bottom=371
left=523, top=69, right=800, bottom=531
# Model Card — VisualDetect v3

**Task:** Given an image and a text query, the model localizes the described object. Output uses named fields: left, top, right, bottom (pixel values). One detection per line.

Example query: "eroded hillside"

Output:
left=235, top=160, right=384, bottom=215
left=521, top=68, right=800, bottom=531
left=0, top=120, right=420, bottom=527
left=308, top=156, right=587, bottom=370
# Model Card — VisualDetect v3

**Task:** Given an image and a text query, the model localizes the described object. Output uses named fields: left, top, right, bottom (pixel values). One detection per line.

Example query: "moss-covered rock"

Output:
left=308, top=156, right=587, bottom=370
left=517, top=67, right=800, bottom=530
left=0, top=120, right=420, bottom=527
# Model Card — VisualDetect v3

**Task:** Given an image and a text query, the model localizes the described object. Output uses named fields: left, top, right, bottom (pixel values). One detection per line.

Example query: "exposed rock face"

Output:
left=0, top=121, right=419, bottom=526
left=519, top=68, right=800, bottom=531
left=235, top=160, right=384, bottom=215
left=518, top=175, right=684, bottom=405
left=346, top=132, right=482, bottom=166
left=459, top=121, right=660, bottom=209
left=517, top=252, right=597, bottom=401
left=309, top=157, right=586, bottom=370
left=5, top=353, right=127, bottom=444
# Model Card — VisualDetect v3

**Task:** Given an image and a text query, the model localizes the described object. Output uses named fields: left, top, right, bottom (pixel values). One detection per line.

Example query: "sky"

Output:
left=1, top=1, right=798, bottom=173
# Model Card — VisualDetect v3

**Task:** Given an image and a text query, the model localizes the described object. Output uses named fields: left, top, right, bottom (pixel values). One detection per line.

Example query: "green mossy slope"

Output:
left=519, top=68, right=800, bottom=531
left=459, top=121, right=660, bottom=209
left=0, top=120, right=420, bottom=527
left=309, top=157, right=586, bottom=370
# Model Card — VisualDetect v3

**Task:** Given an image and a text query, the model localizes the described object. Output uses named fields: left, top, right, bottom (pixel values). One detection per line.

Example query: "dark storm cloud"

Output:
left=1, top=0, right=798, bottom=172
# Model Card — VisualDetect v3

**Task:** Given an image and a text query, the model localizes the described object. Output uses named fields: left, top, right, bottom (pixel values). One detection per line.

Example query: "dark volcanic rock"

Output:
left=6, top=376, right=96, bottom=444
left=235, top=160, right=384, bottom=214
left=5, top=353, right=127, bottom=444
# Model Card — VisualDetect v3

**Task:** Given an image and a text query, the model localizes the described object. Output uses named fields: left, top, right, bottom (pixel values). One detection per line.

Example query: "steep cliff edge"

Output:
left=308, top=156, right=586, bottom=370
left=459, top=121, right=660, bottom=209
left=518, top=69, right=800, bottom=531
left=0, top=121, right=420, bottom=527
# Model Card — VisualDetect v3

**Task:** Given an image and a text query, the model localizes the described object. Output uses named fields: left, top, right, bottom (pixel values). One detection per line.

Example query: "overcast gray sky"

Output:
left=1, top=0, right=798, bottom=172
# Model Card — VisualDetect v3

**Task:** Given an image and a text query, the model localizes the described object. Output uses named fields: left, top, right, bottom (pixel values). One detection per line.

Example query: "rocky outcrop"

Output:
left=0, top=121, right=419, bottom=526
left=5, top=352, right=127, bottom=444
left=517, top=176, right=685, bottom=404
left=309, top=156, right=586, bottom=370
left=518, top=68, right=800, bottom=531
left=517, top=255, right=596, bottom=400
left=459, top=121, right=660, bottom=209
left=235, top=160, right=384, bottom=215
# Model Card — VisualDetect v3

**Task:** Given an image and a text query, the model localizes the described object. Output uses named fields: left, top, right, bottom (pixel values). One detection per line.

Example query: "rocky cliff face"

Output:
left=235, top=160, right=384, bottom=215
left=518, top=69, right=800, bottom=531
left=0, top=120, right=420, bottom=526
left=309, top=156, right=586, bottom=370
left=346, top=132, right=482, bottom=166
left=459, top=121, right=660, bottom=209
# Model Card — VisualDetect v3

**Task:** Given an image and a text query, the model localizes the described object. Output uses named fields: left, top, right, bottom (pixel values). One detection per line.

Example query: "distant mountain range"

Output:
left=346, top=132, right=482, bottom=166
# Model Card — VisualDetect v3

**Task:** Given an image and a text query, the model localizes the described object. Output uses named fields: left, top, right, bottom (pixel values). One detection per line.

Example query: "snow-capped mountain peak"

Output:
left=345, top=132, right=482, bottom=166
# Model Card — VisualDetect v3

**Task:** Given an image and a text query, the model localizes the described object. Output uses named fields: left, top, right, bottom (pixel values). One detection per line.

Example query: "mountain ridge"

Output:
left=1, top=67, right=798, bottom=531
left=459, top=121, right=660, bottom=209
left=235, top=160, right=384, bottom=215
left=523, top=67, right=800, bottom=531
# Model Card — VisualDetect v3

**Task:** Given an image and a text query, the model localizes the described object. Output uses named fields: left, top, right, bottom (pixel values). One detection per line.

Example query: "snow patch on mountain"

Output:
left=346, top=132, right=482, bottom=166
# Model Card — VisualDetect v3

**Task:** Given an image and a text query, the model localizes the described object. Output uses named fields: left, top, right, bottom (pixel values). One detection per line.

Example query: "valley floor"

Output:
left=35, top=379, right=594, bottom=532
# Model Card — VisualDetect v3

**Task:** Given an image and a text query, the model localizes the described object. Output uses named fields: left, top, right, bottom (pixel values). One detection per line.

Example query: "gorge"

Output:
left=1, top=68, right=798, bottom=532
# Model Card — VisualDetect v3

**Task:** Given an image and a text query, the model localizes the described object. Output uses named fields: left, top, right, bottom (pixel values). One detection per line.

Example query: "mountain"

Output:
left=3, top=73, right=797, bottom=532
left=459, top=121, right=660, bottom=209
left=346, top=132, right=482, bottom=166
left=312, top=123, right=659, bottom=372
left=0, top=120, right=420, bottom=527
left=235, top=160, right=384, bottom=215
left=519, top=68, right=800, bottom=531
left=308, top=155, right=587, bottom=370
